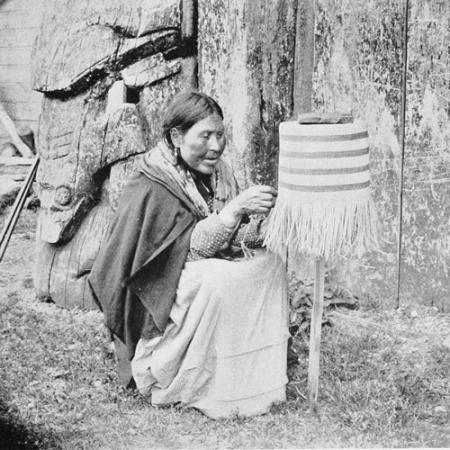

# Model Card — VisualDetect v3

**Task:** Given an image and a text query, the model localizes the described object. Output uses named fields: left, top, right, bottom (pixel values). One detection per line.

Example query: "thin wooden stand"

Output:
left=307, top=256, right=325, bottom=407
left=0, top=156, right=40, bottom=263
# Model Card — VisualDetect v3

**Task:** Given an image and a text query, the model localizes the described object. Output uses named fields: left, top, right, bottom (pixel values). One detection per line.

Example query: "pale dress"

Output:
left=131, top=214, right=290, bottom=419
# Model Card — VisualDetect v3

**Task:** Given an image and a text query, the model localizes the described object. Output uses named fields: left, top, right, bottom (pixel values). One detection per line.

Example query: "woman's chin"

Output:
left=195, top=161, right=219, bottom=175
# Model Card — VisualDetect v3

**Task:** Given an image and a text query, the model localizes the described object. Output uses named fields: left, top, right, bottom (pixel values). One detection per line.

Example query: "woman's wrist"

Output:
left=218, top=204, right=242, bottom=229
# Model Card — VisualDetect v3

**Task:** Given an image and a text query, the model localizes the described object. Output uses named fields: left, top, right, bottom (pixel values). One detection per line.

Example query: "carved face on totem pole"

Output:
left=31, top=0, right=189, bottom=243
left=30, top=0, right=195, bottom=306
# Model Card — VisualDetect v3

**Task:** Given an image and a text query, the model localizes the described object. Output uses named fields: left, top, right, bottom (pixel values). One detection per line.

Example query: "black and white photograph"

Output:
left=0, top=0, right=449, bottom=448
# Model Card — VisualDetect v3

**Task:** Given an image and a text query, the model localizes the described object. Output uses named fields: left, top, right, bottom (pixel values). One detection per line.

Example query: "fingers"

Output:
left=257, top=185, right=278, bottom=196
left=232, top=184, right=278, bottom=216
left=244, top=197, right=276, bottom=215
left=250, top=206, right=271, bottom=214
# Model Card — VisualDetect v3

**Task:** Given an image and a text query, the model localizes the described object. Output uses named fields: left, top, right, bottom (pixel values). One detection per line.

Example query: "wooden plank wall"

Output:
left=0, top=0, right=43, bottom=148
left=313, top=0, right=450, bottom=311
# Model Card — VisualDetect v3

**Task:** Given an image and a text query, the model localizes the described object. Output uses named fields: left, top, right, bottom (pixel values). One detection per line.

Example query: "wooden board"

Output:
left=31, top=0, right=182, bottom=94
left=0, top=0, right=44, bottom=12
left=0, top=29, right=38, bottom=47
left=0, top=82, right=40, bottom=99
left=198, top=0, right=298, bottom=188
left=0, top=13, right=42, bottom=29
left=313, top=0, right=450, bottom=310
left=0, top=46, right=33, bottom=65
left=0, top=64, right=32, bottom=83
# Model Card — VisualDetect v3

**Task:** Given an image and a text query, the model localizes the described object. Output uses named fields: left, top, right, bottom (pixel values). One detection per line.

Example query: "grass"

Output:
left=0, top=208, right=449, bottom=449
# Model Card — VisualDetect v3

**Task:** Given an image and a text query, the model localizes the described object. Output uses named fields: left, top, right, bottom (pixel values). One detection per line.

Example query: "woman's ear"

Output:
left=170, top=128, right=183, bottom=148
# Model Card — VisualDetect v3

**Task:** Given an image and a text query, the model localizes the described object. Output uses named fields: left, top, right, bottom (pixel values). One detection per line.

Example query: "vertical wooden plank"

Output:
left=400, top=0, right=450, bottom=311
left=293, top=0, right=315, bottom=116
left=198, top=0, right=297, bottom=188
left=313, top=0, right=403, bottom=307
left=180, top=0, right=198, bottom=88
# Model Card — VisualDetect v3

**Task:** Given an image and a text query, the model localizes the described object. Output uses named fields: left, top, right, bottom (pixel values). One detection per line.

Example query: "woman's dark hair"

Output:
left=162, top=91, right=224, bottom=148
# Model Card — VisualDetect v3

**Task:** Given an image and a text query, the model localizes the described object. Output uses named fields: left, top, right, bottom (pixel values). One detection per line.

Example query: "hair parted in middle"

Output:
left=162, top=90, right=224, bottom=149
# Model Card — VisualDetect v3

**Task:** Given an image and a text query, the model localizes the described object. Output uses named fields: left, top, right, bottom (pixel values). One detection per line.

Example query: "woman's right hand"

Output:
left=219, top=185, right=277, bottom=229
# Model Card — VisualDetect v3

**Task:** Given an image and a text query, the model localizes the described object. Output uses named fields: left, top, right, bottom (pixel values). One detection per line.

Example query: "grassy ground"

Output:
left=0, top=208, right=449, bottom=449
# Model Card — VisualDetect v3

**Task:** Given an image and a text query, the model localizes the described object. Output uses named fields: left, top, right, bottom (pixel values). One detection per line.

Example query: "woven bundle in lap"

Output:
left=264, top=120, right=378, bottom=261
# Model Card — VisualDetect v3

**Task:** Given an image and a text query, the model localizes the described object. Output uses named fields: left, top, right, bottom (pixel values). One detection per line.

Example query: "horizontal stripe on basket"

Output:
left=280, top=137, right=368, bottom=152
left=279, top=164, right=369, bottom=176
left=279, top=154, right=369, bottom=170
left=280, top=131, right=368, bottom=142
left=281, top=171, right=369, bottom=187
left=279, top=180, right=370, bottom=192
left=280, top=147, right=369, bottom=159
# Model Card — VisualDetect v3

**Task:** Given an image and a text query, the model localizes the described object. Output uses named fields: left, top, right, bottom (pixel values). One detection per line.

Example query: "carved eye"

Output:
left=55, top=186, right=72, bottom=206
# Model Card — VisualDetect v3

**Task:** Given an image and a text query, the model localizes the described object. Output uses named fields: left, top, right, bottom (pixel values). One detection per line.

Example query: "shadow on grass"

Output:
left=0, top=397, right=60, bottom=450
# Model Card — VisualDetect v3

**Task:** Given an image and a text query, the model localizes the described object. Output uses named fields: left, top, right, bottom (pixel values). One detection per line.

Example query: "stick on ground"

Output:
left=0, top=156, right=40, bottom=262
left=307, top=257, right=325, bottom=406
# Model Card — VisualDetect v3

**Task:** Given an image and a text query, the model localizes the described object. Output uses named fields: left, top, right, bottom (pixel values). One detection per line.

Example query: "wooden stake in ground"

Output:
left=0, top=156, right=40, bottom=263
left=264, top=119, right=378, bottom=408
left=307, top=257, right=325, bottom=406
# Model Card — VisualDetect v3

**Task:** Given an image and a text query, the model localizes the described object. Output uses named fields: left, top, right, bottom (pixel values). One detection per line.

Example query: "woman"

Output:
left=89, top=91, right=290, bottom=419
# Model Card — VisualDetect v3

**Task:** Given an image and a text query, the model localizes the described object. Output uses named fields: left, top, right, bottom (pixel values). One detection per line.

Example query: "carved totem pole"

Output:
left=31, top=0, right=313, bottom=309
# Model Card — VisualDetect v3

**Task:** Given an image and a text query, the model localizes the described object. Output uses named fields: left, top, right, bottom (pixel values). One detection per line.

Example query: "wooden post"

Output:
left=307, top=256, right=325, bottom=406
left=181, top=0, right=198, bottom=88
left=293, top=0, right=315, bottom=116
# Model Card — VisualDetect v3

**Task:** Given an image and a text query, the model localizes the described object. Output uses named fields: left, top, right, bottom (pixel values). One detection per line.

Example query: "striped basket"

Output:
left=264, top=120, right=378, bottom=261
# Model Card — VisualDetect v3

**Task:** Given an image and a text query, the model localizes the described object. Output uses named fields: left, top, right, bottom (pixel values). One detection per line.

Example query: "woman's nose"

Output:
left=208, top=134, right=221, bottom=151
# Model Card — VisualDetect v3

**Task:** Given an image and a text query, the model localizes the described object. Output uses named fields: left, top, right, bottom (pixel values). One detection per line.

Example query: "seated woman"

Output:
left=88, top=91, right=290, bottom=419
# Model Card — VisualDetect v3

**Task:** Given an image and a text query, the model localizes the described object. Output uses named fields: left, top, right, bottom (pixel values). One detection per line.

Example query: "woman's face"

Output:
left=171, top=113, right=226, bottom=175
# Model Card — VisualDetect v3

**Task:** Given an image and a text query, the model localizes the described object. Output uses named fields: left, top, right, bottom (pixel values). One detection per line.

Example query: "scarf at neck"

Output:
left=139, top=142, right=239, bottom=218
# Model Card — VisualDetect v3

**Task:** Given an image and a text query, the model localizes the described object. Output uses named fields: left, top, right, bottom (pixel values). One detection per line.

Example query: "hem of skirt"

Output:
left=189, top=385, right=287, bottom=419
left=152, top=383, right=287, bottom=419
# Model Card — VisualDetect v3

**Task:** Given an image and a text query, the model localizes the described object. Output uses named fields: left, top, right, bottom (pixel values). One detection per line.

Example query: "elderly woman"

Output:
left=89, top=91, right=290, bottom=419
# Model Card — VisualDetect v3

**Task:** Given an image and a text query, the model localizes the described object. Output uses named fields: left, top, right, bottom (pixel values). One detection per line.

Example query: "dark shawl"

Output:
left=88, top=164, right=202, bottom=360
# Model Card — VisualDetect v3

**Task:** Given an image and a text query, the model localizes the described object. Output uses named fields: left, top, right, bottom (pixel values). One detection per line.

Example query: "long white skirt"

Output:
left=131, top=250, right=289, bottom=419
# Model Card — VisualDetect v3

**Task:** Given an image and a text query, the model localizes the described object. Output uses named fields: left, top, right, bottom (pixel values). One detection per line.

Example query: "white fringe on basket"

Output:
left=263, top=193, right=379, bottom=262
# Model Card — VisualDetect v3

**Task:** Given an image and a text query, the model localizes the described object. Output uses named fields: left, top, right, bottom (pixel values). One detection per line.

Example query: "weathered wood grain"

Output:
left=312, top=0, right=402, bottom=307
left=294, top=0, right=315, bottom=115
left=198, top=0, right=298, bottom=188
left=0, top=0, right=43, bottom=12
left=0, top=65, right=32, bottom=83
left=121, top=53, right=181, bottom=88
left=31, top=0, right=190, bottom=308
left=399, top=0, right=450, bottom=311
left=313, top=0, right=450, bottom=310
left=0, top=83, right=41, bottom=101
left=0, top=46, right=33, bottom=65
left=0, top=12, right=41, bottom=29
left=31, top=0, right=182, bottom=95
left=0, top=29, right=37, bottom=48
